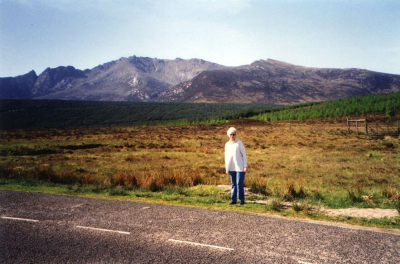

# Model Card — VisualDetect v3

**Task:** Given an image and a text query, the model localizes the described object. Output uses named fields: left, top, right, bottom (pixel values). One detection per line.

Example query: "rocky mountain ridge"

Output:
left=161, top=59, right=400, bottom=105
left=0, top=56, right=226, bottom=101
left=1, top=56, right=399, bottom=104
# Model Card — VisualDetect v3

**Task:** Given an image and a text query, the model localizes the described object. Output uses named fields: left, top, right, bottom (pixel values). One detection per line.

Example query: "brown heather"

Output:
left=0, top=118, right=399, bottom=208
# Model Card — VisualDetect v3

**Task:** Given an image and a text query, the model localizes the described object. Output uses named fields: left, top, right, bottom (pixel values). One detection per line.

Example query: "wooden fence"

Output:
left=347, top=118, right=400, bottom=139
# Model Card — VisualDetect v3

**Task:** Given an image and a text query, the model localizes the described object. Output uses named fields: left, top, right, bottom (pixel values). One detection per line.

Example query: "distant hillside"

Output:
left=253, top=91, right=400, bottom=122
left=1, top=56, right=399, bottom=104
left=1, top=92, right=398, bottom=130
left=0, top=100, right=273, bottom=130
left=0, top=57, right=226, bottom=101
left=160, top=59, right=400, bottom=105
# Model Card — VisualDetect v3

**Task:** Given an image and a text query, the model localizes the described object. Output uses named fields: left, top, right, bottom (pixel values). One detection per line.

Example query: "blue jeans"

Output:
left=229, top=171, right=245, bottom=203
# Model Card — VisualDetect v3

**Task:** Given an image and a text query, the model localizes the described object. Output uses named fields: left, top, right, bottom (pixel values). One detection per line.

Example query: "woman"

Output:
left=225, top=127, right=247, bottom=205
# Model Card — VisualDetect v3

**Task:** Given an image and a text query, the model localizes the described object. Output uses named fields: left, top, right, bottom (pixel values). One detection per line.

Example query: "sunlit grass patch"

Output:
left=269, top=198, right=284, bottom=211
left=1, top=120, right=399, bottom=228
left=293, top=199, right=312, bottom=212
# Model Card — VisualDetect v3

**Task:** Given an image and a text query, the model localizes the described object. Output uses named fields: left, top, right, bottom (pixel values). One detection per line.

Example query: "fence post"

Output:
left=356, top=121, right=359, bottom=135
left=347, top=117, right=350, bottom=134
left=365, top=119, right=368, bottom=135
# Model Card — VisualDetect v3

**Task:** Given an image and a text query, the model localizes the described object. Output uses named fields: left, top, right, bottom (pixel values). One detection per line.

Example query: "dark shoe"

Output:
left=229, top=201, right=236, bottom=205
left=240, top=201, right=245, bottom=205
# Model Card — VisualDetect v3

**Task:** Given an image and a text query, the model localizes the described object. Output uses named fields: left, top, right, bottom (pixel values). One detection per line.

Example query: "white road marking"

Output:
left=168, top=239, right=234, bottom=251
left=76, top=225, right=130, bottom=235
left=298, top=261, right=313, bottom=264
left=1, top=216, right=39, bottom=223
left=141, top=207, right=150, bottom=210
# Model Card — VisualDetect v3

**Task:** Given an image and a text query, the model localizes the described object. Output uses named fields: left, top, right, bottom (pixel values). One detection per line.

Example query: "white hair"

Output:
left=227, top=127, right=237, bottom=137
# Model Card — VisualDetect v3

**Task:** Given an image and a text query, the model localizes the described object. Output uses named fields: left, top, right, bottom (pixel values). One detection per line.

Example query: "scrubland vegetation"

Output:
left=1, top=118, right=399, bottom=227
left=1, top=92, right=399, bottom=228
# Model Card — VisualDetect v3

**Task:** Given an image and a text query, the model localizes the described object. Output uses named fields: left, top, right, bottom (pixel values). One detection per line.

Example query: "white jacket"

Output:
left=225, top=139, right=247, bottom=172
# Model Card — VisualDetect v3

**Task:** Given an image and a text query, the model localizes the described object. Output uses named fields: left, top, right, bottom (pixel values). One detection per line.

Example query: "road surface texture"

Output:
left=1, top=190, right=399, bottom=263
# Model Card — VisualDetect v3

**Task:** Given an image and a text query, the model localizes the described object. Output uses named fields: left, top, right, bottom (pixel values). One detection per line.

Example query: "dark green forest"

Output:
left=1, top=92, right=399, bottom=130
left=254, top=92, right=400, bottom=122
left=0, top=100, right=273, bottom=129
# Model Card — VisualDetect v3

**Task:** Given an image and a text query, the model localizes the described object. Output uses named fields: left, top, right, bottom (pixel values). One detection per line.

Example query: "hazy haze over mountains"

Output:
left=1, top=56, right=399, bottom=105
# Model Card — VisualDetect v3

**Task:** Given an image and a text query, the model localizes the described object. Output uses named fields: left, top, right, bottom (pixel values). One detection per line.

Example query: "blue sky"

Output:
left=1, top=0, right=399, bottom=77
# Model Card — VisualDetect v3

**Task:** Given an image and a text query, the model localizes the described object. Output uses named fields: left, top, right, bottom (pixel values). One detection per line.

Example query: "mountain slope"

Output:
left=0, top=70, right=38, bottom=99
left=0, top=56, right=227, bottom=101
left=1, top=57, right=399, bottom=104
left=159, top=59, right=400, bottom=105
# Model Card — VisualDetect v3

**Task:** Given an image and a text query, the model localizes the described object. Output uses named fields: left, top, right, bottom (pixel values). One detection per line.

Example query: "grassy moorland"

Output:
left=1, top=117, right=399, bottom=228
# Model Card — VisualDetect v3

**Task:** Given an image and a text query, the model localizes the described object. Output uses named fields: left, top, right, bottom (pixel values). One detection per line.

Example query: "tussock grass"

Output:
left=382, top=186, right=400, bottom=201
left=347, top=188, right=364, bottom=203
left=283, top=181, right=308, bottom=201
left=293, top=199, right=312, bottom=212
left=397, top=200, right=400, bottom=214
left=1, top=178, right=399, bottom=228
left=249, top=177, right=271, bottom=196
left=1, top=118, right=399, bottom=216
left=270, top=198, right=284, bottom=211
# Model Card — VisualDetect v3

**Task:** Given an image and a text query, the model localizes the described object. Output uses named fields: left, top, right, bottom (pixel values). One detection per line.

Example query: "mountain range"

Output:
left=1, top=56, right=400, bottom=105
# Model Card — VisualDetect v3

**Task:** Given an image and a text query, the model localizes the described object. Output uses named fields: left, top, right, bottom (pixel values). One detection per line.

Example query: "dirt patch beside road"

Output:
left=218, top=185, right=400, bottom=219
left=322, top=207, right=399, bottom=219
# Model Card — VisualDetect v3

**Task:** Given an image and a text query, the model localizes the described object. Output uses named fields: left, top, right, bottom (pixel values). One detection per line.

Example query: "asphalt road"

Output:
left=1, top=190, right=399, bottom=263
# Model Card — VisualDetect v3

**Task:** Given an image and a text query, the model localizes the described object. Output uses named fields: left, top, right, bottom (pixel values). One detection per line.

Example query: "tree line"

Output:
left=1, top=92, right=398, bottom=129
left=253, top=92, right=400, bottom=122
left=0, top=100, right=273, bottom=129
